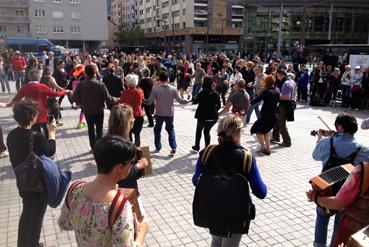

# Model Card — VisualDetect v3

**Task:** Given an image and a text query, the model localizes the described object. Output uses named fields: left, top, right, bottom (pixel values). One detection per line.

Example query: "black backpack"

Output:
left=323, top=137, right=361, bottom=172
left=13, top=133, right=44, bottom=192
left=193, top=145, right=255, bottom=237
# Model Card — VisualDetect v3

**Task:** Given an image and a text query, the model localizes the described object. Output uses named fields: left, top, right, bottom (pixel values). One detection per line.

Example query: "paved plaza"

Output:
left=0, top=85, right=368, bottom=247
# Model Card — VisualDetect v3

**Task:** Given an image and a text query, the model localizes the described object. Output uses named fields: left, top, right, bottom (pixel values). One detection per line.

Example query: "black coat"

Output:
left=193, top=90, right=221, bottom=120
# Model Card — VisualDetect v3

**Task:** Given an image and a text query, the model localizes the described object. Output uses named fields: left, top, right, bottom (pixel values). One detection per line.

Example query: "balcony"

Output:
left=0, top=0, right=30, bottom=7
left=0, top=31, right=32, bottom=38
left=0, top=16, right=30, bottom=23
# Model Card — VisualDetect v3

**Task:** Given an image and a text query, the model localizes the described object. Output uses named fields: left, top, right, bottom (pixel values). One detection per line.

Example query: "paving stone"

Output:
left=1, top=82, right=369, bottom=246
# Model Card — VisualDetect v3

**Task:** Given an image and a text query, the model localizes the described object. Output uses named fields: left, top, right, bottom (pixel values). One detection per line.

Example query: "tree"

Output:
left=114, top=27, right=145, bottom=46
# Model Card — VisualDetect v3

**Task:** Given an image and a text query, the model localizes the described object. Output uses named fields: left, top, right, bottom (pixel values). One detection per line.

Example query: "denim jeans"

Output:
left=314, top=207, right=343, bottom=247
left=0, top=125, right=6, bottom=152
left=18, top=191, right=47, bottom=247
left=85, top=113, right=104, bottom=149
left=14, top=71, right=26, bottom=91
left=211, top=234, right=242, bottom=247
left=341, top=85, right=351, bottom=106
left=0, top=74, right=10, bottom=93
left=246, top=101, right=261, bottom=123
left=192, top=83, right=202, bottom=99
left=154, top=116, right=176, bottom=150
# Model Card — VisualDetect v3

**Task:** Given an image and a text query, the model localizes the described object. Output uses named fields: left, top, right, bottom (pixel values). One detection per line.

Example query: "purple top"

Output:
left=280, top=79, right=297, bottom=101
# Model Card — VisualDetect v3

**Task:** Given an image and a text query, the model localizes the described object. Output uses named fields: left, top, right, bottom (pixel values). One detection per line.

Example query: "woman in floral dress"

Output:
left=58, top=136, right=148, bottom=247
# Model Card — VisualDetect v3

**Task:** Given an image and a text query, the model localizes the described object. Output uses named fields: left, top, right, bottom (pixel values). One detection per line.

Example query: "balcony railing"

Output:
left=0, top=31, right=32, bottom=38
left=0, top=16, right=30, bottom=23
left=0, top=0, right=29, bottom=7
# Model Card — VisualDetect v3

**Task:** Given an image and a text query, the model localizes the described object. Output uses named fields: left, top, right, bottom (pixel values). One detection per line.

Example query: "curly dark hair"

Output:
left=334, top=112, right=358, bottom=135
left=13, top=99, right=39, bottom=127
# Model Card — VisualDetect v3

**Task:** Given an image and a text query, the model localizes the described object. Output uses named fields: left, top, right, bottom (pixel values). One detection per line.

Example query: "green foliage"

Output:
left=114, top=27, right=145, bottom=46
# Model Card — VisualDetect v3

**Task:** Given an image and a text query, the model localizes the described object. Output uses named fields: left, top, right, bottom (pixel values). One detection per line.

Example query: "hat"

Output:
left=355, top=65, right=361, bottom=70
left=15, top=50, right=21, bottom=54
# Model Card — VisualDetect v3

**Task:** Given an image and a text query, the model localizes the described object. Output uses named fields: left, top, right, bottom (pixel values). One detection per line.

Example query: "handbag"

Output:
left=13, top=133, right=44, bottom=192
left=352, top=85, right=361, bottom=93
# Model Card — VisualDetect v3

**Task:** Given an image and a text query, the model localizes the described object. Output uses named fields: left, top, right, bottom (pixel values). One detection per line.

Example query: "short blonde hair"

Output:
left=217, top=115, right=243, bottom=143
left=125, top=74, right=139, bottom=88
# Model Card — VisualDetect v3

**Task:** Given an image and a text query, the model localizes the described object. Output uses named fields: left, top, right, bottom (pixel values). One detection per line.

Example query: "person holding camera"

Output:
left=7, top=99, right=58, bottom=247
left=58, top=136, right=149, bottom=247
left=311, top=112, right=369, bottom=247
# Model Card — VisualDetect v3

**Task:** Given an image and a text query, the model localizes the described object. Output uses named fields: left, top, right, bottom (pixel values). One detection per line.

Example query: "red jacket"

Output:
left=12, top=82, right=68, bottom=124
left=119, top=88, right=144, bottom=117
left=11, top=57, right=26, bottom=72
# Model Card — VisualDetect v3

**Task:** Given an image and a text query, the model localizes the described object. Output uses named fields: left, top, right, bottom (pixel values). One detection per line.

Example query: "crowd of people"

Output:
left=0, top=47, right=368, bottom=247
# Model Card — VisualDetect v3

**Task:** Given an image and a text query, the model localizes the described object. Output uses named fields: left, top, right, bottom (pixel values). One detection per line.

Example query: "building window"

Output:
left=183, top=22, right=186, bottom=28
left=52, top=11, right=63, bottom=18
left=70, top=26, right=80, bottom=33
left=146, top=7, right=151, bottom=13
left=52, top=0, right=62, bottom=3
left=174, top=23, right=180, bottom=29
left=53, top=25, right=64, bottom=33
left=16, top=25, right=26, bottom=33
left=172, top=0, right=178, bottom=4
left=35, top=25, right=47, bottom=33
left=162, top=13, right=169, bottom=19
left=183, top=9, right=186, bottom=15
left=0, top=25, right=6, bottom=33
left=172, top=10, right=180, bottom=18
left=194, top=20, right=207, bottom=28
left=162, top=2, right=169, bottom=8
left=15, top=9, right=26, bottom=17
left=33, top=0, right=46, bottom=2
left=69, top=0, right=79, bottom=3
left=69, top=11, right=80, bottom=19
left=34, top=9, right=45, bottom=17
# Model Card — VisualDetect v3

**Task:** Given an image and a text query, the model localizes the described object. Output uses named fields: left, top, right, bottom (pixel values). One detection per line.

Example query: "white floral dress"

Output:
left=58, top=185, right=136, bottom=247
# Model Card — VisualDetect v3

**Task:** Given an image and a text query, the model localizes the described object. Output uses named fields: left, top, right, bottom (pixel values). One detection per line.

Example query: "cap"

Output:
left=15, top=50, right=21, bottom=54
left=355, top=65, right=361, bottom=70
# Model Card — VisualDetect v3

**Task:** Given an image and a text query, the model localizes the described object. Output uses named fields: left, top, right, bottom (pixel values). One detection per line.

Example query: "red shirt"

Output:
left=119, top=88, right=144, bottom=117
left=12, top=82, right=68, bottom=124
left=11, top=56, right=26, bottom=72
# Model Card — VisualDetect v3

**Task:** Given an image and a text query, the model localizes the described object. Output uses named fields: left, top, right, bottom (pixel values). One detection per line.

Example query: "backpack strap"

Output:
left=108, top=190, right=128, bottom=229
left=66, top=180, right=86, bottom=210
left=242, top=149, right=253, bottom=175
left=349, top=146, right=361, bottom=164
left=359, top=163, right=369, bottom=196
left=201, top=145, right=217, bottom=165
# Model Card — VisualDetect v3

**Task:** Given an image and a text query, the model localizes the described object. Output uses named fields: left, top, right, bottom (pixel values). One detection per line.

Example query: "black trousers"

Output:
left=142, top=104, right=154, bottom=126
left=194, top=119, right=217, bottom=148
left=130, top=116, right=144, bottom=147
left=32, top=123, right=48, bottom=138
left=272, top=105, right=291, bottom=144
left=18, top=191, right=47, bottom=247
left=85, top=113, right=104, bottom=149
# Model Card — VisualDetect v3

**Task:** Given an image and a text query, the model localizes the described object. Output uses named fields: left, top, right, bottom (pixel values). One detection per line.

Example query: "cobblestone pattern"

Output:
left=1, top=82, right=368, bottom=247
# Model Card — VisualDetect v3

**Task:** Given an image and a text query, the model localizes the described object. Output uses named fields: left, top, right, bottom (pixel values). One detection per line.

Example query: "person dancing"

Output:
left=250, top=75, right=280, bottom=155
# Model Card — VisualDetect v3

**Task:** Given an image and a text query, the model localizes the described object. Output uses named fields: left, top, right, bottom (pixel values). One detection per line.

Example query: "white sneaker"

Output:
left=0, top=150, right=9, bottom=158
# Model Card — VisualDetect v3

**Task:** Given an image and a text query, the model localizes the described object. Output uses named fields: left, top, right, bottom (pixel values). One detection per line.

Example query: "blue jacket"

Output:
left=40, top=155, right=71, bottom=208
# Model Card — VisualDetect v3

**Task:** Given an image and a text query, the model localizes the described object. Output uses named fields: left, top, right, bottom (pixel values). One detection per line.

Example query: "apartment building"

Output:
left=0, top=0, right=31, bottom=38
left=28, top=0, right=108, bottom=51
left=111, top=0, right=137, bottom=29
left=137, top=0, right=243, bottom=52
